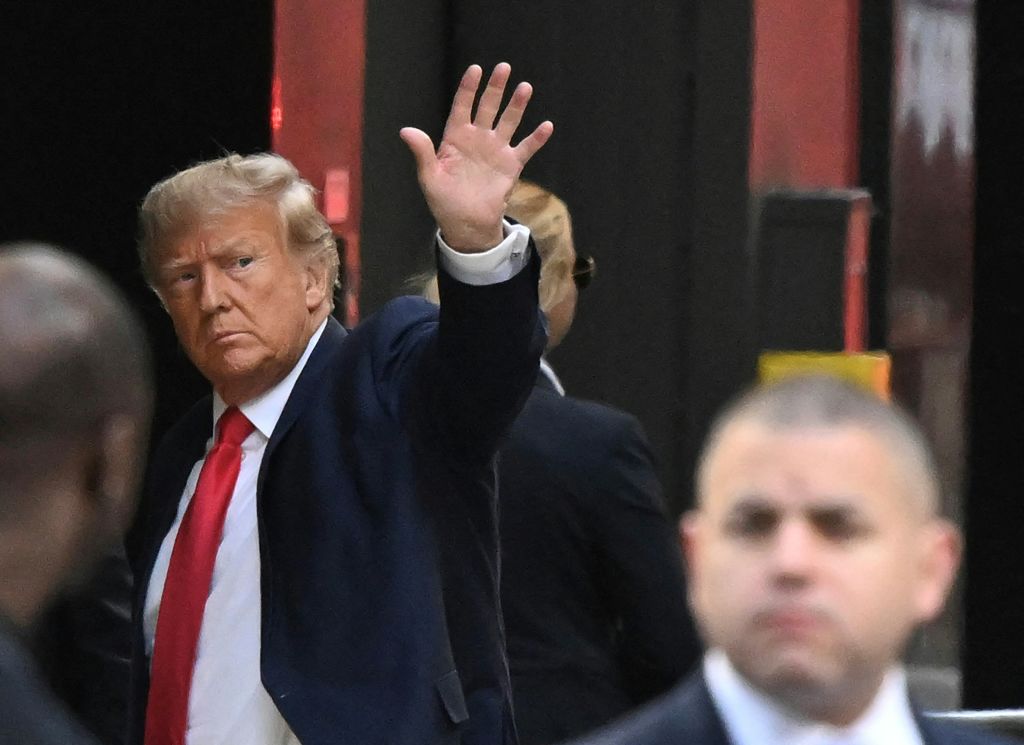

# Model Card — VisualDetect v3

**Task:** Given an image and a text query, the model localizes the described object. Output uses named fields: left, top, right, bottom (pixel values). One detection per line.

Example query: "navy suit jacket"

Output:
left=127, top=258, right=545, bottom=745
left=498, top=374, right=700, bottom=744
left=567, top=671, right=1021, bottom=745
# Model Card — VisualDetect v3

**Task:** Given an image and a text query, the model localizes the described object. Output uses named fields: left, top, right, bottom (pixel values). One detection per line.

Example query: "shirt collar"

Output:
left=212, top=318, right=329, bottom=440
left=703, top=649, right=922, bottom=745
left=538, top=357, right=565, bottom=396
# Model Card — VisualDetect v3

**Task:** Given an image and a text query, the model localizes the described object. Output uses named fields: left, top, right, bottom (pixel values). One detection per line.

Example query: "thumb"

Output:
left=399, top=127, right=437, bottom=176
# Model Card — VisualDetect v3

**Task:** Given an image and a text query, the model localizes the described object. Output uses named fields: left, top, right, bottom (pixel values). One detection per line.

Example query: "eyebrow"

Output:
left=159, top=236, right=261, bottom=271
left=214, top=236, right=261, bottom=253
left=726, top=494, right=866, bottom=517
left=158, top=257, right=195, bottom=274
left=726, top=494, right=775, bottom=512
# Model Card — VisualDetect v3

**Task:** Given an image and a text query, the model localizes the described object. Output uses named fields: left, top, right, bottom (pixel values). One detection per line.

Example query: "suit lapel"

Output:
left=258, top=317, right=348, bottom=489
left=916, top=709, right=956, bottom=745
left=533, top=369, right=559, bottom=394
left=685, top=673, right=735, bottom=744
left=132, top=399, right=212, bottom=617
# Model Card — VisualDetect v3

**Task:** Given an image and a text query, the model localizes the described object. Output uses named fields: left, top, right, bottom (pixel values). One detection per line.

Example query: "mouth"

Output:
left=210, top=330, right=247, bottom=344
left=756, top=607, right=826, bottom=636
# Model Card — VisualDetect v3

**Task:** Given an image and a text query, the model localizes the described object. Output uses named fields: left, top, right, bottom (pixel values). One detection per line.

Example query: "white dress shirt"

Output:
left=537, top=357, right=565, bottom=396
left=703, top=649, right=925, bottom=745
left=143, top=224, right=531, bottom=744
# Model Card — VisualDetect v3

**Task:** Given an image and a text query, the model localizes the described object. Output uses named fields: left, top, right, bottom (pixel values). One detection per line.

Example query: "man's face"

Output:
left=154, top=202, right=327, bottom=404
left=684, top=421, right=957, bottom=724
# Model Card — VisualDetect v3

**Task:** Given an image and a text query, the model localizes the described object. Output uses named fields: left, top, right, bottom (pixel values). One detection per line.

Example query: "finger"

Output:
left=494, top=81, right=532, bottom=142
left=399, top=127, right=437, bottom=176
left=445, top=65, right=483, bottom=130
left=513, top=120, right=555, bottom=165
left=473, top=62, right=511, bottom=129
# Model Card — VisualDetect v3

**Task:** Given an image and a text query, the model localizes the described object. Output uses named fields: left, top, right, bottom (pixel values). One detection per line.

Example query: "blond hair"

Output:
left=138, top=153, right=339, bottom=297
left=506, top=181, right=575, bottom=313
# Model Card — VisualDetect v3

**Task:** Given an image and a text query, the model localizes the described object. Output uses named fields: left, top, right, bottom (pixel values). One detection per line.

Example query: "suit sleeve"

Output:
left=592, top=415, right=702, bottom=703
left=387, top=245, right=545, bottom=467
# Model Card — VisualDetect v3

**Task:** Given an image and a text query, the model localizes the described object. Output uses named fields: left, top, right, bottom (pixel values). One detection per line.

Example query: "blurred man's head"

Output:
left=682, top=375, right=959, bottom=725
left=0, top=243, right=152, bottom=628
left=138, top=153, right=336, bottom=404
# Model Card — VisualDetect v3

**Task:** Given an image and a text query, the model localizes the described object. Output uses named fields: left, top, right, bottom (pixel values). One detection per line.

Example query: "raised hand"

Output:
left=400, top=63, right=554, bottom=252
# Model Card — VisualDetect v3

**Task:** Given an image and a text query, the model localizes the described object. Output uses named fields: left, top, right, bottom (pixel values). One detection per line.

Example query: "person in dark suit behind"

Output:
left=569, top=375, right=1016, bottom=745
left=422, top=181, right=700, bottom=744
left=0, top=244, right=152, bottom=745
left=500, top=182, right=701, bottom=743
left=127, top=63, right=552, bottom=745
left=33, top=547, right=133, bottom=745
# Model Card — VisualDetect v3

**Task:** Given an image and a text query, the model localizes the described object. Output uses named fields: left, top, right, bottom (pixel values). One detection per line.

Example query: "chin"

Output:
left=743, top=645, right=836, bottom=690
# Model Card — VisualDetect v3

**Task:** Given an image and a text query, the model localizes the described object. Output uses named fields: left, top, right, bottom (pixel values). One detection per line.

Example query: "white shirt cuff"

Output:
left=436, top=220, right=532, bottom=285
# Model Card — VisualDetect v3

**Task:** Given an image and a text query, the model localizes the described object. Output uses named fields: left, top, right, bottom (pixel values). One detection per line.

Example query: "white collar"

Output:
left=703, top=649, right=923, bottom=745
left=212, top=318, right=329, bottom=440
left=538, top=357, right=565, bottom=396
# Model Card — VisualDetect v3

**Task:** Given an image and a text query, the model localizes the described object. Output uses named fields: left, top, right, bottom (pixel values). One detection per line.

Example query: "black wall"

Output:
left=2, top=1, right=274, bottom=443
left=362, top=0, right=700, bottom=509
left=360, top=0, right=452, bottom=312
left=681, top=0, right=754, bottom=508
left=964, top=0, right=1024, bottom=708
left=858, top=0, right=893, bottom=351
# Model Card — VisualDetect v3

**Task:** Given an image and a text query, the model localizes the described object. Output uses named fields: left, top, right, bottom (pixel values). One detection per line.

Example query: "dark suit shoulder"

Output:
left=349, top=295, right=438, bottom=343
left=512, top=390, right=649, bottom=477
left=151, top=393, right=212, bottom=459
left=126, top=394, right=211, bottom=565
left=511, top=389, right=668, bottom=516
left=919, top=715, right=1024, bottom=745
left=524, top=389, right=641, bottom=450
left=0, top=630, right=99, bottom=745
left=565, top=674, right=730, bottom=745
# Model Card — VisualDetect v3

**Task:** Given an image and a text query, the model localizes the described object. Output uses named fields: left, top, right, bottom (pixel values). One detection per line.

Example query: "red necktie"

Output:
left=144, top=406, right=255, bottom=745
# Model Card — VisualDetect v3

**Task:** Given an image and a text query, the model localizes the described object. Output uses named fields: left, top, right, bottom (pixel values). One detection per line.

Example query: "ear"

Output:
left=913, top=518, right=962, bottom=624
left=304, top=260, right=330, bottom=312
left=87, top=414, right=146, bottom=535
left=680, top=510, right=712, bottom=633
left=680, top=511, right=703, bottom=583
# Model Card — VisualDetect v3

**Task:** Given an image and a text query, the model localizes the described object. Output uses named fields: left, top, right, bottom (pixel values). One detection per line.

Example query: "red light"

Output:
left=323, top=168, right=350, bottom=224
left=271, top=75, right=283, bottom=132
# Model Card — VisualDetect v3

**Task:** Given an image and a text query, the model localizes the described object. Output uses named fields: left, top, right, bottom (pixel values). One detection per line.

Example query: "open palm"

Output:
left=401, top=64, right=554, bottom=252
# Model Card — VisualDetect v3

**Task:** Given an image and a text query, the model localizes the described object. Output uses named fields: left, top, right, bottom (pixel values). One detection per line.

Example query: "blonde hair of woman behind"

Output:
left=506, top=180, right=575, bottom=314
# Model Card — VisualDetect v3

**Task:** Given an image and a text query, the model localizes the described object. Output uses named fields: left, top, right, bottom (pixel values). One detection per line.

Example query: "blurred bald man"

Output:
left=570, top=376, right=1014, bottom=745
left=0, top=244, right=152, bottom=745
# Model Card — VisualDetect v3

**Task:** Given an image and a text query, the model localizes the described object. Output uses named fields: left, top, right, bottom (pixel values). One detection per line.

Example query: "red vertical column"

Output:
left=748, top=0, right=861, bottom=189
left=272, top=0, right=367, bottom=324
left=748, top=0, right=864, bottom=350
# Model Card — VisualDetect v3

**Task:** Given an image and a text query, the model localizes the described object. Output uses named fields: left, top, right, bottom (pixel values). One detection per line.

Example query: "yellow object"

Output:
left=758, top=351, right=891, bottom=400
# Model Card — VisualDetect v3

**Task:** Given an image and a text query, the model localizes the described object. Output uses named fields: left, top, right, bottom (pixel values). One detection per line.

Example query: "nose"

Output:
left=769, top=518, right=817, bottom=587
left=197, top=266, right=230, bottom=313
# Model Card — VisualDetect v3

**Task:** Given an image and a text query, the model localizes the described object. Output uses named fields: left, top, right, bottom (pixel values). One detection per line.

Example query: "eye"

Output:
left=236, top=256, right=254, bottom=268
left=725, top=505, right=779, bottom=539
left=810, top=508, right=870, bottom=542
